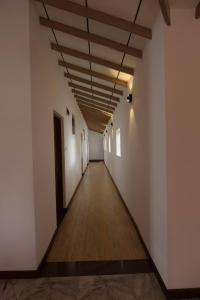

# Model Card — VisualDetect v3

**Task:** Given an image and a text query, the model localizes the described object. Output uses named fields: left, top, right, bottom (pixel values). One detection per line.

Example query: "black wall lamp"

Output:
left=127, top=94, right=132, bottom=103
left=66, top=107, right=70, bottom=115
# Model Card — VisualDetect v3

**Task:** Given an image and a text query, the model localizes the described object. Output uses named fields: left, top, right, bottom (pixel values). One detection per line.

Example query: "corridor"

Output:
left=47, top=162, right=146, bottom=262
left=1, top=0, right=200, bottom=298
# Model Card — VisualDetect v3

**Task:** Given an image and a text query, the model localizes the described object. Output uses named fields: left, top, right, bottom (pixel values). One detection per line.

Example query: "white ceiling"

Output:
left=34, top=0, right=161, bottom=132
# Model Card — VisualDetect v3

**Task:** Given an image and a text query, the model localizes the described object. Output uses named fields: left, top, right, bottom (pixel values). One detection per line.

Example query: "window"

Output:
left=72, top=115, right=75, bottom=135
left=108, top=135, right=111, bottom=153
left=116, top=128, right=121, bottom=157
left=104, top=136, right=107, bottom=151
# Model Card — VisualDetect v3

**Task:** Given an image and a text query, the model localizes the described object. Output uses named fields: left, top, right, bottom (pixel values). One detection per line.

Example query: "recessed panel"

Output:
left=89, top=20, right=130, bottom=44
left=90, top=43, right=124, bottom=64
left=87, top=0, right=140, bottom=22
left=55, top=31, right=89, bottom=53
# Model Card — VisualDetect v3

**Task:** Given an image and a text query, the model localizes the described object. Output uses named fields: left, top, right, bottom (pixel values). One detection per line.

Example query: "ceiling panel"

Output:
left=54, top=31, right=89, bottom=53
left=128, top=35, right=146, bottom=50
left=91, top=64, right=119, bottom=78
left=136, top=0, right=159, bottom=28
left=122, top=54, right=139, bottom=70
left=63, top=54, right=90, bottom=69
left=90, top=43, right=123, bottom=64
left=118, top=73, right=132, bottom=82
left=87, top=0, right=140, bottom=22
left=45, top=5, right=87, bottom=30
left=67, top=70, right=91, bottom=81
left=91, top=77, right=115, bottom=88
left=88, top=20, right=130, bottom=44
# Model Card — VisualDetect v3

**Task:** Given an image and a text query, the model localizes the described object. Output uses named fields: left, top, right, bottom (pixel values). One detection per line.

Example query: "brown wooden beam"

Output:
left=158, top=0, right=171, bottom=25
left=73, top=91, right=117, bottom=107
left=59, top=61, right=129, bottom=86
left=36, top=0, right=152, bottom=39
left=69, top=83, right=120, bottom=101
left=76, top=97, right=115, bottom=112
left=81, top=112, right=109, bottom=125
left=77, top=99, right=114, bottom=114
left=51, top=43, right=134, bottom=75
left=79, top=102, right=113, bottom=116
left=81, top=111, right=109, bottom=125
left=79, top=104, right=111, bottom=118
left=195, top=2, right=200, bottom=19
left=65, top=73, right=123, bottom=95
left=84, top=116, right=106, bottom=132
left=86, top=118, right=107, bottom=128
left=81, top=111, right=110, bottom=127
left=40, top=17, right=142, bottom=58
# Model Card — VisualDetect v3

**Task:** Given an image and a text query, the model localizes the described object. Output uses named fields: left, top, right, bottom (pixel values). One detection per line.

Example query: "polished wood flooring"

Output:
left=47, top=162, right=146, bottom=262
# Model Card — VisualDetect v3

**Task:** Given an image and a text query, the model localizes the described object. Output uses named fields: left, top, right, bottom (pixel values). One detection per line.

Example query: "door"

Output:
left=54, top=114, right=65, bottom=226
left=81, top=132, right=84, bottom=176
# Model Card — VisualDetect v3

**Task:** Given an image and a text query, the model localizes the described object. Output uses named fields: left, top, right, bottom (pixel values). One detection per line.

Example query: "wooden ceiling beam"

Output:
left=195, top=2, right=200, bottom=19
left=51, top=43, right=134, bottom=75
left=158, top=0, right=171, bottom=25
left=79, top=105, right=111, bottom=120
left=82, top=115, right=108, bottom=127
left=69, top=83, right=120, bottom=101
left=40, top=17, right=142, bottom=58
left=80, top=111, right=111, bottom=128
left=85, top=118, right=106, bottom=133
left=65, top=73, right=123, bottom=95
left=73, top=92, right=117, bottom=107
left=36, top=0, right=152, bottom=39
left=59, top=61, right=128, bottom=87
left=77, top=100, right=114, bottom=114
left=76, top=97, right=115, bottom=112
left=86, top=118, right=106, bottom=128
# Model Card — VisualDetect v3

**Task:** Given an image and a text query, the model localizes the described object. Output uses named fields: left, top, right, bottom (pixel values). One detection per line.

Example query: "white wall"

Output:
left=104, top=13, right=168, bottom=284
left=0, top=0, right=88, bottom=271
left=88, top=130, right=104, bottom=161
left=105, top=8, right=200, bottom=290
left=166, top=8, right=200, bottom=289
left=0, top=0, right=37, bottom=270
left=30, top=0, right=88, bottom=266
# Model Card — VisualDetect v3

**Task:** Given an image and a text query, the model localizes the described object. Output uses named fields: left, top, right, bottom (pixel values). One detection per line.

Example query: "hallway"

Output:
left=48, top=162, right=146, bottom=262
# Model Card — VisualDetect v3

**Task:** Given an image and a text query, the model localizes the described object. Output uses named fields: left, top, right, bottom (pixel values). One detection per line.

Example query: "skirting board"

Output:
left=104, top=163, right=200, bottom=299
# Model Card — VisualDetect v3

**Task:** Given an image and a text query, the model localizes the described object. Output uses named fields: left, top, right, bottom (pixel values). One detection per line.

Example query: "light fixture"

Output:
left=66, top=107, right=70, bottom=115
left=110, top=122, right=113, bottom=126
left=127, top=94, right=132, bottom=103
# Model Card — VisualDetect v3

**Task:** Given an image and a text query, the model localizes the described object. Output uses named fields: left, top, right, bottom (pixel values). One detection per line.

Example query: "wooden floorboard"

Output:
left=47, top=162, right=146, bottom=262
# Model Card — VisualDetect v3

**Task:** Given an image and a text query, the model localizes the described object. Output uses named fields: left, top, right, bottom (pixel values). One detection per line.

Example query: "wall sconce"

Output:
left=66, top=107, right=70, bottom=115
left=127, top=94, right=132, bottom=103
left=110, top=122, right=113, bottom=126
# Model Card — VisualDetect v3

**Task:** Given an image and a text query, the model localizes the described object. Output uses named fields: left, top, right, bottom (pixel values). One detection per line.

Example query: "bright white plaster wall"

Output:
left=105, top=7, right=200, bottom=290
left=88, top=130, right=104, bottom=160
left=30, top=0, right=88, bottom=266
left=166, top=8, right=200, bottom=289
left=0, top=0, right=37, bottom=271
left=104, top=13, right=168, bottom=285
left=0, top=0, right=88, bottom=271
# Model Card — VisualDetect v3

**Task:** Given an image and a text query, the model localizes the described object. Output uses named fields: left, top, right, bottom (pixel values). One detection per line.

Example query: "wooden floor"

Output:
left=47, top=162, right=146, bottom=262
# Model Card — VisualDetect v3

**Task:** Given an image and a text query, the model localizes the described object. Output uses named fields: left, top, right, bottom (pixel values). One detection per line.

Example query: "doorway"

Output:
left=81, top=132, right=84, bottom=176
left=53, top=113, right=65, bottom=226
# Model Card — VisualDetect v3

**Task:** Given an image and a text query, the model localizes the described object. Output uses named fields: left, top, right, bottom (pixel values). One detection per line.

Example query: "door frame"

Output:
left=81, top=132, right=84, bottom=176
left=53, top=111, right=66, bottom=226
